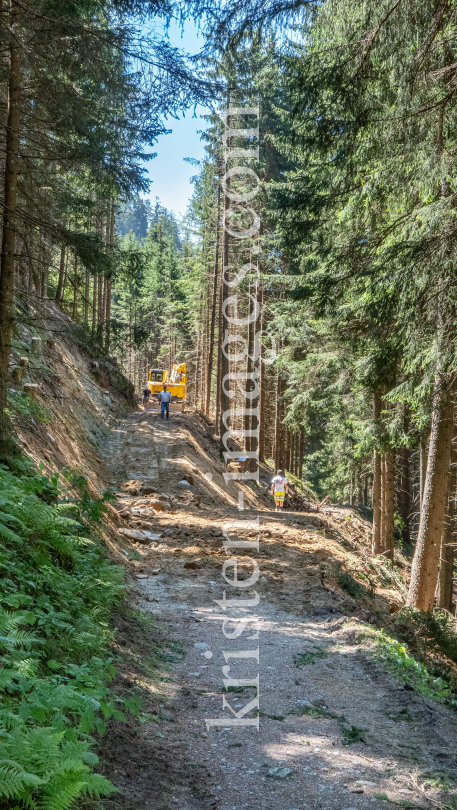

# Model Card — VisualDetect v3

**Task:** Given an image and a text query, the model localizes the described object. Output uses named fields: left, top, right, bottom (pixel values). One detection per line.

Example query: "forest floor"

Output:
left=95, top=405, right=457, bottom=810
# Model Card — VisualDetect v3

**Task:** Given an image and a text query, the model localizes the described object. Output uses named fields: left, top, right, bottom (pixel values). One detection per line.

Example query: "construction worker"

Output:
left=142, top=385, right=150, bottom=411
left=158, top=383, right=172, bottom=419
left=270, top=469, right=289, bottom=512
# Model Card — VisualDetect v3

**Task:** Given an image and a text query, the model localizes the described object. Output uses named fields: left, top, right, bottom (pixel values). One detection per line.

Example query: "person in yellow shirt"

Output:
left=270, top=470, right=289, bottom=512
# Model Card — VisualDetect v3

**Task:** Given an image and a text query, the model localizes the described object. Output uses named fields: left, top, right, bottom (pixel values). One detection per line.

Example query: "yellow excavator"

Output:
left=147, top=362, right=187, bottom=403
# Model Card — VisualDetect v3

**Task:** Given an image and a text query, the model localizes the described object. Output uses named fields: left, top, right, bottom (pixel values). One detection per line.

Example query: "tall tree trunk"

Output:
left=437, top=426, right=457, bottom=611
left=104, top=200, right=114, bottom=353
left=380, top=454, right=387, bottom=552
left=258, top=284, right=266, bottom=462
left=385, top=450, right=395, bottom=562
left=92, top=274, right=97, bottom=334
left=84, top=267, right=89, bottom=326
left=97, top=272, right=103, bottom=337
left=105, top=278, right=112, bottom=353
left=219, top=94, right=231, bottom=439
left=40, top=232, right=47, bottom=300
left=274, top=375, right=284, bottom=471
left=205, top=181, right=221, bottom=417
left=299, top=432, right=304, bottom=481
left=372, top=390, right=382, bottom=554
left=398, top=445, right=411, bottom=544
left=194, top=328, right=200, bottom=408
left=215, top=251, right=223, bottom=434
left=407, top=373, right=455, bottom=610
left=201, top=281, right=210, bottom=412
left=72, top=255, right=78, bottom=320
left=0, top=0, right=20, bottom=448
left=420, top=432, right=428, bottom=516
left=244, top=278, right=256, bottom=462
left=55, top=246, right=65, bottom=306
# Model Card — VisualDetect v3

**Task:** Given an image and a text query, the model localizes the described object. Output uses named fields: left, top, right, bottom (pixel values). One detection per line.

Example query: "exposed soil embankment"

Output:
left=9, top=302, right=132, bottom=489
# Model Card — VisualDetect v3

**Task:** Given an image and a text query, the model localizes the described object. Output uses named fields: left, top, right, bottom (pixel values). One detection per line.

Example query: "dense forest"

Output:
left=3, top=0, right=457, bottom=805
left=2, top=0, right=457, bottom=610
left=104, top=1, right=457, bottom=618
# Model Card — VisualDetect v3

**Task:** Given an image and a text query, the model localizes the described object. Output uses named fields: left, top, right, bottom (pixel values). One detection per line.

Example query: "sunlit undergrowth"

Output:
left=358, top=626, right=454, bottom=705
left=0, top=458, right=124, bottom=809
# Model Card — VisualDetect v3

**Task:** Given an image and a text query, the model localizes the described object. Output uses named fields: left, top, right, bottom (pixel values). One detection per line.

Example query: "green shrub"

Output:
left=358, top=627, right=452, bottom=703
left=0, top=461, right=124, bottom=809
left=393, top=607, right=457, bottom=666
left=336, top=565, right=373, bottom=598
left=7, top=390, right=53, bottom=425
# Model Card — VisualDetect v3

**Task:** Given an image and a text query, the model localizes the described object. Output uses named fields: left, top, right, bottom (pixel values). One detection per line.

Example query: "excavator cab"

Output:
left=147, top=364, right=187, bottom=405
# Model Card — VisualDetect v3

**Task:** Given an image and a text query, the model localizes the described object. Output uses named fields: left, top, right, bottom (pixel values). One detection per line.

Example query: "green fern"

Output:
left=0, top=462, right=124, bottom=808
left=0, top=760, right=42, bottom=798
left=0, top=710, right=23, bottom=729
left=0, top=520, right=22, bottom=543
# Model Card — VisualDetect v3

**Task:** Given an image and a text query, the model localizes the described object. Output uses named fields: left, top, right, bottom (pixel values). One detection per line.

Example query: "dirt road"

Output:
left=102, top=409, right=457, bottom=810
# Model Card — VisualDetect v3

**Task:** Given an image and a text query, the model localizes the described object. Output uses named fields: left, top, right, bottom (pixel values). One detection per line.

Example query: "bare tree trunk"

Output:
left=84, top=267, right=89, bottom=326
left=195, top=328, right=200, bottom=409
left=244, top=278, right=256, bottom=459
left=105, top=278, right=111, bottom=353
left=206, top=181, right=221, bottom=417
left=299, top=432, right=304, bottom=481
left=258, top=285, right=266, bottom=462
left=219, top=95, right=230, bottom=439
left=420, top=433, right=428, bottom=516
left=380, top=454, right=387, bottom=552
left=372, top=390, right=382, bottom=554
left=0, top=0, right=20, bottom=447
left=201, top=285, right=209, bottom=412
left=215, top=251, right=224, bottom=433
left=97, top=273, right=103, bottom=337
left=56, top=245, right=65, bottom=306
left=104, top=200, right=115, bottom=353
left=407, top=374, right=455, bottom=610
left=398, top=444, right=411, bottom=544
left=40, top=232, right=47, bottom=300
left=92, top=274, right=97, bottom=334
left=385, top=450, right=395, bottom=562
left=437, top=427, right=457, bottom=611
left=274, top=375, right=284, bottom=471
left=72, top=254, right=78, bottom=320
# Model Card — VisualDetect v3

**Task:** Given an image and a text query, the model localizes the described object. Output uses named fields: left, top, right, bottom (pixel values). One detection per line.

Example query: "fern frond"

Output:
left=0, top=760, right=42, bottom=798
left=80, top=771, right=116, bottom=797
left=0, top=710, right=24, bottom=729
left=14, top=657, right=40, bottom=676
left=0, top=521, right=22, bottom=543
left=40, top=779, right=86, bottom=810
left=0, top=508, right=27, bottom=530
left=0, top=667, right=20, bottom=688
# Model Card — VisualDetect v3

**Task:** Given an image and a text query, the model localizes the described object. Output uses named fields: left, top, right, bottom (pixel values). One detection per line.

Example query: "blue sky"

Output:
left=141, top=20, right=209, bottom=218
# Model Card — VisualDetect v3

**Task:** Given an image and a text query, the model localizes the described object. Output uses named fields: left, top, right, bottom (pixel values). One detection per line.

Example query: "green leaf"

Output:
left=47, top=660, right=63, bottom=670
left=82, top=751, right=99, bottom=765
